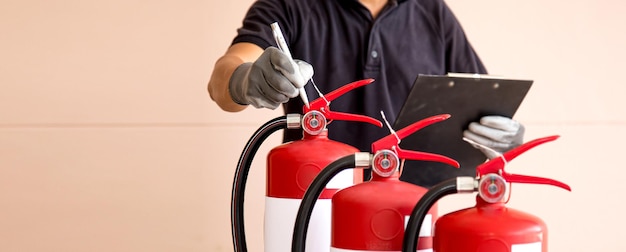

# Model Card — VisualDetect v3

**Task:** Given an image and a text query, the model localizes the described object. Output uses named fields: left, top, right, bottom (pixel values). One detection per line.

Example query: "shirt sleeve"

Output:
left=231, top=0, right=296, bottom=50
left=438, top=0, right=488, bottom=74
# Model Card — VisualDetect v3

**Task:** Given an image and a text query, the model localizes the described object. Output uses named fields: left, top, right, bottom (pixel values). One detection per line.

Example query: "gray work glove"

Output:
left=228, top=46, right=314, bottom=109
left=463, top=115, right=525, bottom=159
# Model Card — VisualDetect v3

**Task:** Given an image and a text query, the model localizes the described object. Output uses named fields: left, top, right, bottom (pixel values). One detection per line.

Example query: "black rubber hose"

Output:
left=231, top=116, right=287, bottom=252
left=292, top=154, right=357, bottom=252
left=402, top=178, right=459, bottom=252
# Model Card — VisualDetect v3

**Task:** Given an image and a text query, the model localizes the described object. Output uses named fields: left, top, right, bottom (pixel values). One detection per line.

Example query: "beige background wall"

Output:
left=0, top=0, right=624, bottom=251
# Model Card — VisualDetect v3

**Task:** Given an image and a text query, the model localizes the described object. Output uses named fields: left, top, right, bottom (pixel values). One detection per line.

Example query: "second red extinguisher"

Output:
left=292, top=114, right=460, bottom=252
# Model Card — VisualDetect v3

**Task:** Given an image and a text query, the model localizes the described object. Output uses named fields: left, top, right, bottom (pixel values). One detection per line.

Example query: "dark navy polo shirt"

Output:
left=233, top=0, right=487, bottom=187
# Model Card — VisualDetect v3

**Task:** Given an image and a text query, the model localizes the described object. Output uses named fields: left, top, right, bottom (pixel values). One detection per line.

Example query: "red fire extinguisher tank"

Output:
left=435, top=195, right=549, bottom=252
left=265, top=79, right=382, bottom=252
left=332, top=172, right=438, bottom=251
left=331, top=114, right=460, bottom=252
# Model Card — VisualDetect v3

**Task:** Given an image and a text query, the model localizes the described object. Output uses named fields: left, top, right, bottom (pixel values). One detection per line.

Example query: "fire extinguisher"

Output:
left=292, top=113, right=460, bottom=252
left=231, top=79, right=383, bottom=252
left=402, top=135, right=572, bottom=252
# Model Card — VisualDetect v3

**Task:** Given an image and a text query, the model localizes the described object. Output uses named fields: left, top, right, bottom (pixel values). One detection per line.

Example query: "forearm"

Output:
left=208, top=54, right=248, bottom=112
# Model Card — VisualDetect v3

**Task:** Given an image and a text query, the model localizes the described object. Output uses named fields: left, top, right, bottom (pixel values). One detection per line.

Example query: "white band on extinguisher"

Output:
left=265, top=197, right=332, bottom=252
left=511, top=241, right=542, bottom=252
left=404, top=214, right=432, bottom=237
left=330, top=247, right=433, bottom=252
left=326, top=169, right=354, bottom=189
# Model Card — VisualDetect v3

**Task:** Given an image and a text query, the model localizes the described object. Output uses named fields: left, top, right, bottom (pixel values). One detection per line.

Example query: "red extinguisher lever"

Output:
left=311, top=78, right=374, bottom=106
left=475, top=134, right=571, bottom=198
left=371, top=114, right=460, bottom=168
left=325, top=111, right=383, bottom=128
left=396, top=148, right=460, bottom=168
left=477, top=135, right=560, bottom=176
left=302, top=79, right=382, bottom=128
left=503, top=173, right=571, bottom=191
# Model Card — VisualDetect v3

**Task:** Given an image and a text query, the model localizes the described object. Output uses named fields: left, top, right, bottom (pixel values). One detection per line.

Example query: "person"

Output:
left=208, top=0, right=524, bottom=187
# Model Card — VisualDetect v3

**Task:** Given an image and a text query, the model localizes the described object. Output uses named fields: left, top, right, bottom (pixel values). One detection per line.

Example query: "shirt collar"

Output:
left=341, top=0, right=407, bottom=4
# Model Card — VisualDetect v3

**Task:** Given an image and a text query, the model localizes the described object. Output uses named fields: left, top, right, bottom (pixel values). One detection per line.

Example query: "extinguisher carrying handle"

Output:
left=476, top=135, right=571, bottom=191
left=504, top=173, right=571, bottom=191
left=326, top=110, right=383, bottom=128
left=396, top=148, right=460, bottom=169
left=305, top=79, right=373, bottom=110
left=371, top=114, right=460, bottom=168
left=303, top=79, right=383, bottom=128
left=292, top=153, right=372, bottom=252
left=477, top=135, right=558, bottom=175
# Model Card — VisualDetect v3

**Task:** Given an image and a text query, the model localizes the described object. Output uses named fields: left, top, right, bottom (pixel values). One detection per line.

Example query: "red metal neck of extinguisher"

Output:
left=302, top=129, right=328, bottom=138
left=476, top=135, right=571, bottom=191
left=302, top=79, right=383, bottom=128
left=371, top=114, right=460, bottom=168
left=475, top=195, right=506, bottom=208
left=371, top=171, right=401, bottom=181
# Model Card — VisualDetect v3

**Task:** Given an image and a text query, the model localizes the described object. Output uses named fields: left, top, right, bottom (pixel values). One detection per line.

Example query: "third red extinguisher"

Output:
left=403, top=135, right=571, bottom=252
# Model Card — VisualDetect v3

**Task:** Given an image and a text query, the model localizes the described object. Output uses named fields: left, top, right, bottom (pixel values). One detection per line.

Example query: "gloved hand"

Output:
left=228, top=46, right=314, bottom=109
left=463, top=115, right=525, bottom=159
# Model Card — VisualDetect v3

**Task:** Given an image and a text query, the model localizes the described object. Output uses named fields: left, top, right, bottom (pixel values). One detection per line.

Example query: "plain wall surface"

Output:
left=1, top=0, right=624, bottom=251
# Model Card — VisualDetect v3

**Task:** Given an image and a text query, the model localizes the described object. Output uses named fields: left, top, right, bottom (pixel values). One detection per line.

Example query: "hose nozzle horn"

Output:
left=476, top=135, right=571, bottom=191
left=371, top=114, right=460, bottom=170
left=302, top=79, right=383, bottom=128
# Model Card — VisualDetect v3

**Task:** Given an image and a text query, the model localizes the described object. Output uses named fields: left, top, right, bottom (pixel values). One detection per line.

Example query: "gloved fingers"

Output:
left=463, top=130, right=511, bottom=152
left=246, top=85, right=281, bottom=109
left=256, top=73, right=291, bottom=102
left=247, top=96, right=280, bottom=110
left=269, top=48, right=309, bottom=88
left=250, top=48, right=299, bottom=98
left=465, top=116, right=526, bottom=157
left=236, top=47, right=314, bottom=110
left=295, top=60, right=314, bottom=83
left=479, top=115, right=520, bottom=132
left=260, top=69, right=299, bottom=98
left=467, top=121, right=518, bottom=143
left=463, top=134, right=502, bottom=160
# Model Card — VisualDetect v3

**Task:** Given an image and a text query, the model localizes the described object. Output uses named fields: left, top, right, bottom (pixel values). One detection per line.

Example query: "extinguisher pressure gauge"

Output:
left=478, top=173, right=507, bottom=203
left=372, top=150, right=399, bottom=177
left=302, top=111, right=327, bottom=135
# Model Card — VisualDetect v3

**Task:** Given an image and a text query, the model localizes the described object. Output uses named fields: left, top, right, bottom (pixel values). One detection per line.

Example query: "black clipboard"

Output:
left=393, top=73, right=533, bottom=188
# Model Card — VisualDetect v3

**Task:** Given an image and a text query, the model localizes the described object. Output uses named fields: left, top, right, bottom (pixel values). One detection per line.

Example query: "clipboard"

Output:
left=393, top=73, right=533, bottom=188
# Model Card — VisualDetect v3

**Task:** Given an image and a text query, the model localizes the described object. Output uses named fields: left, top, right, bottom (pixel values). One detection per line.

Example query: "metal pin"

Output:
left=381, top=111, right=401, bottom=144
left=311, top=78, right=329, bottom=106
